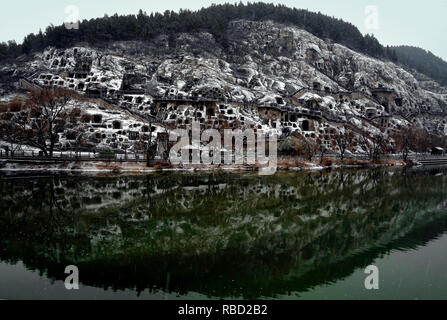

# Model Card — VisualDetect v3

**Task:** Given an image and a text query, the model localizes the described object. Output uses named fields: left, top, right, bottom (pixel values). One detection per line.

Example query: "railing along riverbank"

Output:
left=0, top=150, right=149, bottom=162
left=2, top=150, right=447, bottom=166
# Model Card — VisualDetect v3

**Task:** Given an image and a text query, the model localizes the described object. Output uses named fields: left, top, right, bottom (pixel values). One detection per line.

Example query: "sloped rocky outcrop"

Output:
left=1, top=19, right=447, bottom=154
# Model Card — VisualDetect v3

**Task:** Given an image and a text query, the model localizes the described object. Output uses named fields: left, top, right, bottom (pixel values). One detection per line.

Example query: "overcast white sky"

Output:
left=1, top=0, right=446, bottom=60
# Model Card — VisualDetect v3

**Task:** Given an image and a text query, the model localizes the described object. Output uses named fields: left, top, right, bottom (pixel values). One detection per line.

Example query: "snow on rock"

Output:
left=1, top=19, right=447, bottom=155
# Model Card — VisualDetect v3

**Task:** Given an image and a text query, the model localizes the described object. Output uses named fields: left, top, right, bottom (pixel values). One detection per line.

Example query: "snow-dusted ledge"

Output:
left=0, top=159, right=405, bottom=174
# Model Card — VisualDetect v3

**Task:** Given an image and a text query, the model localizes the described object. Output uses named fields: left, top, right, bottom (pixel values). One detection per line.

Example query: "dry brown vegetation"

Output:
left=152, top=161, right=173, bottom=170
left=0, top=88, right=79, bottom=156
left=320, top=157, right=333, bottom=167
left=277, top=157, right=313, bottom=168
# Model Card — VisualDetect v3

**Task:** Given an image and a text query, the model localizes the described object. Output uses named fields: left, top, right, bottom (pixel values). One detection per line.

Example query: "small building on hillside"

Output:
left=432, top=147, right=445, bottom=155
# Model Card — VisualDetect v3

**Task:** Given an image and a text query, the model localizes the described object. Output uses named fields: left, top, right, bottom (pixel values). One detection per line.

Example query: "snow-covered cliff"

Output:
left=1, top=19, right=447, bottom=154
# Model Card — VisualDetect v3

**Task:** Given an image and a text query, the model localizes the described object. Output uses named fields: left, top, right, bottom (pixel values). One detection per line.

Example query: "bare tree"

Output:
left=359, top=129, right=387, bottom=161
left=358, top=129, right=373, bottom=160
left=392, top=127, right=414, bottom=162
left=317, top=139, right=327, bottom=164
left=74, top=127, right=86, bottom=157
left=0, top=121, right=25, bottom=156
left=413, top=128, right=430, bottom=154
left=143, top=120, right=157, bottom=166
left=13, top=88, right=72, bottom=157
left=391, top=125, right=430, bottom=156
left=298, top=135, right=319, bottom=161
left=158, top=123, right=175, bottom=162
left=370, top=133, right=387, bottom=161
left=334, top=127, right=353, bottom=162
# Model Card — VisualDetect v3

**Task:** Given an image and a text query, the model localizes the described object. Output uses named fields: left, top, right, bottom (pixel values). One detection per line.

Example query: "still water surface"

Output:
left=1, top=167, right=447, bottom=300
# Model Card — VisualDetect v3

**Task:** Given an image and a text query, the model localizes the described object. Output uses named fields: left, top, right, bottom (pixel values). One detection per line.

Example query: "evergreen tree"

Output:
left=0, top=2, right=445, bottom=85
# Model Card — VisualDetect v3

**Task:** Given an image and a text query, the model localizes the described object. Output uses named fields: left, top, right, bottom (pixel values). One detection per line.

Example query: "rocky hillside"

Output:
left=1, top=19, right=447, bottom=155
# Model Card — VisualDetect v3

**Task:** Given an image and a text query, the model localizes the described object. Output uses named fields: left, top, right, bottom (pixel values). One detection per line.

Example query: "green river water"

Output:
left=0, top=167, right=447, bottom=300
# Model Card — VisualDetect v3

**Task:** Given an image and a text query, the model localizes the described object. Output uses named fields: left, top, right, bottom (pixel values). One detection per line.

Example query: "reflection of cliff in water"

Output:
left=1, top=168, right=447, bottom=299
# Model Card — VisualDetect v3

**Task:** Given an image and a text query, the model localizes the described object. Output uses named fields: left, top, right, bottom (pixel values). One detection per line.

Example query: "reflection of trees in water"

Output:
left=1, top=177, right=76, bottom=242
left=1, top=168, right=447, bottom=298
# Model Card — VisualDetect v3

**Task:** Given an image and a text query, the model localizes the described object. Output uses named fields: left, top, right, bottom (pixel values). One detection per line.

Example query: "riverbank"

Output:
left=0, top=158, right=406, bottom=174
